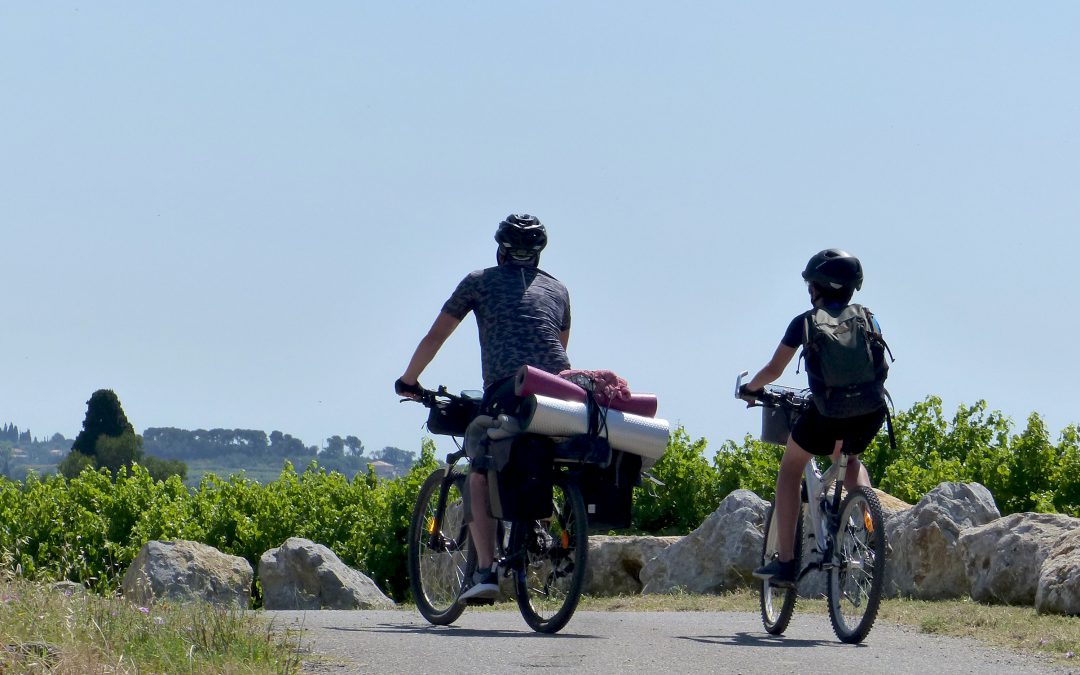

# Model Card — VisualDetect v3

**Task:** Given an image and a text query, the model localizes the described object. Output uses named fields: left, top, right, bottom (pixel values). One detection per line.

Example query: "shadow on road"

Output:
left=325, top=622, right=604, bottom=640
left=679, top=631, right=862, bottom=650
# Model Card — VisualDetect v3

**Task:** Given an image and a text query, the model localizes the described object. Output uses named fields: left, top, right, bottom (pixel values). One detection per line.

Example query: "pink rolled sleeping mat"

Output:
left=514, top=365, right=659, bottom=417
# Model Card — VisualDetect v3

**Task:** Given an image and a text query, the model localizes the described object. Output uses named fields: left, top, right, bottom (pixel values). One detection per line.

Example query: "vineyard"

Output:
left=0, top=396, right=1077, bottom=604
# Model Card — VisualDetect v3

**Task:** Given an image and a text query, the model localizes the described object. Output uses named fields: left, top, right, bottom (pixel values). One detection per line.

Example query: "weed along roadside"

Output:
left=0, top=576, right=299, bottom=672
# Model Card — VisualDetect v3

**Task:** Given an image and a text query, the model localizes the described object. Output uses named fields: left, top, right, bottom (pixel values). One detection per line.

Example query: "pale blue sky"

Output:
left=3, top=4, right=1078, bottom=457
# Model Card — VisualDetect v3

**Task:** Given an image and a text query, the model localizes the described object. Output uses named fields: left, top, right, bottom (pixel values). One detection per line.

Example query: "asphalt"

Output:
left=261, top=609, right=1077, bottom=674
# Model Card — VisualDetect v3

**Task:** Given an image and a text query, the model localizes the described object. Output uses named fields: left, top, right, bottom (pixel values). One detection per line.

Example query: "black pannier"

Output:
left=487, top=435, right=554, bottom=521
left=578, top=449, right=642, bottom=531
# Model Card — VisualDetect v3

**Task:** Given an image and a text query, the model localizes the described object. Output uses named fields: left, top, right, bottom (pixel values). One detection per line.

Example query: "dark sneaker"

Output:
left=753, top=558, right=798, bottom=588
left=458, top=569, right=499, bottom=603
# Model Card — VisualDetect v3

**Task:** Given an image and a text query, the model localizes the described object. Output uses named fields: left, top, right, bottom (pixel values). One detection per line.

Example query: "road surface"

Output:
left=262, top=609, right=1074, bottom=674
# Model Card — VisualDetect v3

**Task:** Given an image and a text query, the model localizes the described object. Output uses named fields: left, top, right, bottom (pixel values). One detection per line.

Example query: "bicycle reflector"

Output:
left=863, top=508, right=874, bottom=533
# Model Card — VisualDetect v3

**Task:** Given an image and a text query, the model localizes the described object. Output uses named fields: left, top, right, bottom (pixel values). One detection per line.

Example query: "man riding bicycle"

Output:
left=738, top=249, right=890, bottom=588
left=396, top=213, right=572, bottom=602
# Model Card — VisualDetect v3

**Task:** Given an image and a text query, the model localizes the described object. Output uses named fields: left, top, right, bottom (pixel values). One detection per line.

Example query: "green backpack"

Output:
left=799, top=304, right=893, bottom=417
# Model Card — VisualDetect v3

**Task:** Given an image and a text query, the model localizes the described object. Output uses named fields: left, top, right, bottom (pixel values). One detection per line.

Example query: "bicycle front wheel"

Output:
left=512, top=475, right=588, bottom=634
left=827, top=485, right=886, bottom=644
left=407, top=469, right=473, bottom=625
left=759, top=502, right=803, bottom=635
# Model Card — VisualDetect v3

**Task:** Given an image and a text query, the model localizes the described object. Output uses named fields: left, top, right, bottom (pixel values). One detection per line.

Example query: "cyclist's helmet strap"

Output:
left=801, top=248, right=863, bottom=292
left=495, top=214, right=547, bottom=263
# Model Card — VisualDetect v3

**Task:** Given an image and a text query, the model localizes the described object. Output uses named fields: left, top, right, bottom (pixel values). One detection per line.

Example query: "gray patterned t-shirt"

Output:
left=441, top=264, right=571, bottom=389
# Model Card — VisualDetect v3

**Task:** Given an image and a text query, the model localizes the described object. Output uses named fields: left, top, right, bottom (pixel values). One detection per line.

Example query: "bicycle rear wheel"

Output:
left=827, top=485, right=886, bottom=644
left=512, top=475, right=588, bottom=634
left=759, top=502, right=803, bottom=635
left=407, top=469, right=473, bottom=625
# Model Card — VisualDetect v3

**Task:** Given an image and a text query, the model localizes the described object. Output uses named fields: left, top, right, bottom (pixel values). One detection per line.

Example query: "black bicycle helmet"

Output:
left=801, top=248, right=864, bottom=291
left=495, top=214, right=547, bottom=261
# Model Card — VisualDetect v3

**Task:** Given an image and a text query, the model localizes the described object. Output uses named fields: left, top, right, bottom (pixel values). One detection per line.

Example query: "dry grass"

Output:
left=0, top=577, right=300, bottom=673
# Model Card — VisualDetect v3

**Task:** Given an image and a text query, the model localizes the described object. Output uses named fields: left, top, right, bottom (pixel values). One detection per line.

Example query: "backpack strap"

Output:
left=863, top=307, right=896, bottom=364
left=795, top=312, right=812, bottom=375
left=884, top=389, right=897, bottom=449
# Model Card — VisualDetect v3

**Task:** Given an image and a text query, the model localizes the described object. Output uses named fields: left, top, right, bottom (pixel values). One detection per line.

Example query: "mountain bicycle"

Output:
left=403, top=385, right=590, bottom=634
left=735, top=372, right=887, bottom=644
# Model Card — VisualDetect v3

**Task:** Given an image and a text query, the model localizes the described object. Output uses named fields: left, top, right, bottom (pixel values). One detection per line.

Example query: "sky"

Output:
left=3, top=4, right=1079, bottom=459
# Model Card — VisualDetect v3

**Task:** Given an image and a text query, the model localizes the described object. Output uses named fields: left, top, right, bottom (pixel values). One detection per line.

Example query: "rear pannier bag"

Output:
left=487, top=435, right=554, bottom=521
left=578, top=449, right=642, bottom=531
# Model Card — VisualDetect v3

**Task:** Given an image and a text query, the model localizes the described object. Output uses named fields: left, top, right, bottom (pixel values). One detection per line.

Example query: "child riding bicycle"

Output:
left=738, top=248, right=891, bottom=588
left=396, top=213, right=572, bottom=602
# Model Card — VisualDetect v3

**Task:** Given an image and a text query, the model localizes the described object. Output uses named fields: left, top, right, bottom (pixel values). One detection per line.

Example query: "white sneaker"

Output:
left=458, top=569, right=499, bottom=603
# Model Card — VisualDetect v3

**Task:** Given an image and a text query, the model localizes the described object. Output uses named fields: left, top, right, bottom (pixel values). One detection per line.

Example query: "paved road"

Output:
left=264, top=609, right=1075, bottom=674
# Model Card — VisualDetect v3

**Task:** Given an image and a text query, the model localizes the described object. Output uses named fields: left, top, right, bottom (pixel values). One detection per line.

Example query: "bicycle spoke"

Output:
left=827, top=487, right=885, bottom=644
left=514, top=478, right=587, bottom=634
left=408, top=471, right=472, bottom=625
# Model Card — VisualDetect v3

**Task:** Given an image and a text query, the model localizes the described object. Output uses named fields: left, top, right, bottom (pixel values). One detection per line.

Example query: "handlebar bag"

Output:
left=487, top=435, right=554, bottom=521
left=426, top=397, right=480, bottom=437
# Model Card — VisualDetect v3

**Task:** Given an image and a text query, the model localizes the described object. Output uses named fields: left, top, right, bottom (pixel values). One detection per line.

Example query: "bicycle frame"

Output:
left=800, top=454, right=848, bottom=577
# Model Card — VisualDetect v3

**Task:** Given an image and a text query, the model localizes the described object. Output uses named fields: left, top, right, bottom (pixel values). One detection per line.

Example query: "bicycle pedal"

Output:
left=768, top=578, right=798, bottom=590
left=463, top=597, right=496, bottom=606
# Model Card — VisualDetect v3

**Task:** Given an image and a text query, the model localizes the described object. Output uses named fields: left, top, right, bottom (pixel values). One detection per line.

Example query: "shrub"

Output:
left=632, top=428, right=721, bottom=534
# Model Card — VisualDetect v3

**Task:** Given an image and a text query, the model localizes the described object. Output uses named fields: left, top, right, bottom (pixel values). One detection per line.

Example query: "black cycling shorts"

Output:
left=790, top=404, right=887, bottom=457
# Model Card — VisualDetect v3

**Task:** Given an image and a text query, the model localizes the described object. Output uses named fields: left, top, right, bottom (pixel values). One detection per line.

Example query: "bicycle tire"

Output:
left=827, top=485, right=886, bottom=644
left=407, top=469, right=473, bottom=626
left=512, top=474, right=588, bottom=634
left=759, top=502, right=803, bottom=635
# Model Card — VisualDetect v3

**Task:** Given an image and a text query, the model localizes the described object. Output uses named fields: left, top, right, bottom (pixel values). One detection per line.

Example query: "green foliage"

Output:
left=861, top=396, right=1078, bottom=515
left=58, top=451, right=95, bottom=479
left=72, top=389, right=135, bottom=457
left=2, top=394, right=1078, bottom=608
left=635, top=396, right=1080, bottom=535
left=142, top=455, right=188, bottom=482
left=61, top=390, right=186, bottom=483
left=632, top=428, right=721, bottom=533
left=0, top=441, right=439, bottom=604
left=713, top=435, right=785, bottom=502
left=94, top=430, right=145, bottom=475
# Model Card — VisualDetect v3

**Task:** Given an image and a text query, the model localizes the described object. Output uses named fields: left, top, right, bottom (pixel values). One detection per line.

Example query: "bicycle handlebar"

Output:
left=398, top=383, right=473, bottom=410
left=398, top=383, right=479, bottom=465
left=735, top=371, right=811, bottom=412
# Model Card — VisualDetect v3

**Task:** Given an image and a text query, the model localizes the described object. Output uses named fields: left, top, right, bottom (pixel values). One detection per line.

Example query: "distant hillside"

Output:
left=142, top=427, right=415, bottom=485
left=1, top=424, right=416, bottom=485
left=0, top=425, right=72, bottom=480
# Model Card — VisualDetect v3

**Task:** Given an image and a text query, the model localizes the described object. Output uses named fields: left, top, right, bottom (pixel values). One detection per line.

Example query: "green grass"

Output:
left=0, top=577, right=299, bottom=673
